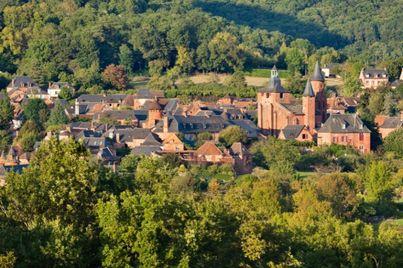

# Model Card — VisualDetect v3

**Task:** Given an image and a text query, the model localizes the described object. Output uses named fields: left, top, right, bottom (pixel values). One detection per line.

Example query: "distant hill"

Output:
left=196, top=0, right=403, bottom=59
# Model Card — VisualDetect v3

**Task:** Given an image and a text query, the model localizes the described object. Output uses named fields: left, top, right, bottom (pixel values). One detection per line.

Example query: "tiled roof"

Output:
left=131, top=145, right=161, bottom=155
left=318, top=114, right=371, bottom=133
left=196, top=141, right=223, bottom=156
left=230, top=142, right=249, bottom=156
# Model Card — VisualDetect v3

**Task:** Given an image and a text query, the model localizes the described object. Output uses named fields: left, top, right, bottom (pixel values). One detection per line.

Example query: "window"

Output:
left=302, top=134, right=307, bottom=139
left=359, top=133, right=364, bottom=141
left=280, top=93, right=284, bottom=99
left=341, top=136, right=344, bottom=142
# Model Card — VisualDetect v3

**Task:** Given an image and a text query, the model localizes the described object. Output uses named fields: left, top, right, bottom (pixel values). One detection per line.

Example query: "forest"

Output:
left=0, top=0, right=402, bottom=91
left=0, top=137, right=402, bottom=267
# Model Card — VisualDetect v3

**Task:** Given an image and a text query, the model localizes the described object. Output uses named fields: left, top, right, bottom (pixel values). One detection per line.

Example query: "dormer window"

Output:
left=280, top=93, right=284, bottom=99
left=341, top=122, right=346, bottom=129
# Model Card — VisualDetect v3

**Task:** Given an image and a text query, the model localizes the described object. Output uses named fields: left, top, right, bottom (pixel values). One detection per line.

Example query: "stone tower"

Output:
left=311, top=61, right=327, bottom=125
left=302, top=79, right=316, bottom=131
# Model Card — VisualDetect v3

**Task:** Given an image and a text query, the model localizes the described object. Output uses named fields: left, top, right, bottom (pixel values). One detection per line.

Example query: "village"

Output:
left=1, top=62, right=402, bottom=180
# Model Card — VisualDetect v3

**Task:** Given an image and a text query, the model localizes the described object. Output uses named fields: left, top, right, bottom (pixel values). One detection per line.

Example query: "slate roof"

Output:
left=164, top=99, right=179, bottom=114
left=281, top=102, right=304, bottom=114
left=311, top=61, right=325, bottom=82
left=154, top=115, right=227, bottom=134
left=7, top=76, right=38, bottom=89
left=229, top=119, right=258, bottom=138
left=136, top=89, right=164, bottom=99
left=303, top=79, right=315, bottom=97
left=104, top=94, right=126, bottom=103
left=77, top=94, right=105, bottom=103
left=230, top=142, right=249, bottom=157
left=281, top=125, right=305, bottom=139
left=263, top=76, right=286, bottom=93
left=142, top=133, right=162, bottom=146
left=143, top=100, right=162, bottom=110
left=94, top=110, right=138, bottom=121
left=131, top=145, right=161, bottom=155
left=318, top=114, right=371, bottom=133
left=362, top=68, right=388, bottom=78
left=380, top=117, right=402, bottom=129
left=111, top=128, right=151, bottom=142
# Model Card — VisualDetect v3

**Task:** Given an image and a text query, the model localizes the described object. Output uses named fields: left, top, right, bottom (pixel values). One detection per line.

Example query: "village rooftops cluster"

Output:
left=1, top=65, right=402, bottom=178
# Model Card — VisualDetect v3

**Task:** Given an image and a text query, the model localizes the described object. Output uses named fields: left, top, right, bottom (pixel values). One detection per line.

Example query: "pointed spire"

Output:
left=311, top=61, right=325, bottom=82
left=303, top=79, right=315, bottom=97
left=271, top=65, right=278, bottom=78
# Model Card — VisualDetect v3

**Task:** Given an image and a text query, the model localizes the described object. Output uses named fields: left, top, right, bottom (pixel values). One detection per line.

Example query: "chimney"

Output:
left=163, top=116, right=169, bottom=133
left=74, top=99, right=79, bottom=116
left=116, top=132, right=121, bottom=143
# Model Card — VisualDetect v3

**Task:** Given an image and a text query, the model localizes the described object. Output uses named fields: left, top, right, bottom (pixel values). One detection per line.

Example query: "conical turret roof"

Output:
left=311, top=61, right=325, bottom=82
left=303, top=79, right=315, bottom=97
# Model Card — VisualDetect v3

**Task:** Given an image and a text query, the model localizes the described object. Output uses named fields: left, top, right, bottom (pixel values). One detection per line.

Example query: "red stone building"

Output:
left=317, top=114, right=371, bottom=153
left=257, top=62, right=327, bottom=139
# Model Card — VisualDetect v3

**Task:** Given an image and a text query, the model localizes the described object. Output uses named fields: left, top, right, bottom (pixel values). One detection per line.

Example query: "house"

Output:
left=7, top=76, right=39, bottom=93
left=279, top=125, right=314, bottom=142
left=257, top=62, right=327, bottom=137
left=193, top=141, right=234, bottom=165
left=321, top=64, right=338, bottom=78
left=375, top=114, right=402, bottom=138
left=359, top=68, right=389, bottom=89
left=93, top=110, right=141, bottom=126
left=317, top=114, right=371, bottom=153
left=107, top=128, right=154, bottom=149
left=230, top=142, right=252, bottom=174
left=131, top=133, right=162, bottom=156
left=154, top=114, right=228, bottom=141
left=162, top=133, right=185, bottom=152
left=47, top=82, right=74, bottom=98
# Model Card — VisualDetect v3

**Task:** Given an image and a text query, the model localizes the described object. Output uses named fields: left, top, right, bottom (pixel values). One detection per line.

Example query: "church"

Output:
left=257, top=62, right=327, bottom=141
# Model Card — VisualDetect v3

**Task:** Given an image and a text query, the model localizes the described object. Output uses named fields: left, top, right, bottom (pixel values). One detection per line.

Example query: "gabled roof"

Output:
left=303, top=79, right=315, bottom=97
left=379, top=117, right=402, bottom=129
left=281, top=125, right=305, bottom=139
left=142, top=133, right=162, bottom=146
left=281, top=102, right=304, bottom=114
left=112, top=128, right=151, bottom=142
left=154, top=115, right=227, bottom=134
left=311, top=61, right=325, bottom=82
left=362, top=68, right=388, bottom=78
left=318, top=114, right=371, bottom=133
left=196, top=141, right=223, bottom=156
left=230, top=142, right=249, bottom=156
left=131, top=145, right=161, bottom=155
left=77, top=94, right=105, bottom=103
left=8, top=76, right=38, bottom=88
left=136, top=89, right=164, bottom=99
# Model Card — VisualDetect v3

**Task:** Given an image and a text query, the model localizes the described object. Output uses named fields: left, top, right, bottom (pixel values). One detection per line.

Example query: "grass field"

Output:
left=244, top=68, right=290, bottom=79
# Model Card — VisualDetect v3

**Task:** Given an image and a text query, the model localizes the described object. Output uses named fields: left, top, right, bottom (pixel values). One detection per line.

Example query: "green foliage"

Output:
left=224, top=71, right=247, bottom=88
left=0, top=93, right=13, bottom=130
left=251, top=137, right=301, bottom=170
left=16, top=120, right=40, bottom=152
left=218, top=125, right=247, bottom=147
left=58, top=86, right=74, bottom=100
left=46, top=101, right=69, bottom=129
left=23, top=98, right=49, bottom=129
left=383, top=128, right=403, bottom=157
left=0, top=130, right=11, bottom=152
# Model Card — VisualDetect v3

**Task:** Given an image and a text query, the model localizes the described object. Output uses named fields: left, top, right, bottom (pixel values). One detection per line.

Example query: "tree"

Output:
left=23, top=99, right=49, bottom=129
left=175, top=45, right=194, bottom=74
left=58, top=86, right=74, bottom=100
left=46, top=101, right=69, bottom=129
left=208, top=32, right=244, bottom=72
left=0, top=138, right=101, bottom=266
left=102, top=64, right=128, bottom=90
left=224, top=71, right=247, bottom=88
left=251, top=137, right=300, bottom=170
left=363, top=161, right=396, bottom=211
left=218, top=126, right=247, bottom=147
left=285, top=47, right=305, bottom=74
left=0, top=93, right=13, bottom=130
left=315, top=173, right=360, bottom=219
left=0, top=130, right=11, bottom=152
left=16, top=120, right=40, bottom=152
left=119, top=44, right=134, bottom=74
left=383, top=128, right=403, bottom=157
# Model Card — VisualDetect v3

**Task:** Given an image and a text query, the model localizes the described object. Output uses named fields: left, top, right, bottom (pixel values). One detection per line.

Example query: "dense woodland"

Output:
left=0, top=0, right=402, bottom=91
left=0, top=138, right=402, bottom=267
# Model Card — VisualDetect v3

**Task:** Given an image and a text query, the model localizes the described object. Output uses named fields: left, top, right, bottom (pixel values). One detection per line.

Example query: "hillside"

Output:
left=0, top=0, right=401, bottom=90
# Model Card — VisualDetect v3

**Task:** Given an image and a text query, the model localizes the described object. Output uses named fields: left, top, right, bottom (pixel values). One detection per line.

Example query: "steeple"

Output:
left=311, top=61, right=325, bottom=82
left=271, top=65, right=278, bottom=78
left=303, top=79, right=315, bottom=97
